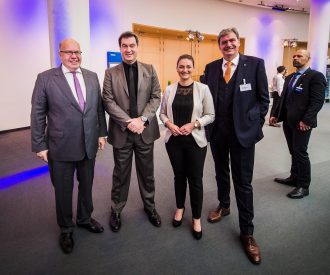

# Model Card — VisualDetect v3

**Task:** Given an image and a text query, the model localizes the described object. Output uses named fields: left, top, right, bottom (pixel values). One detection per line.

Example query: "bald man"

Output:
left=31, top=38, right=107, bottom=254
left=270, top=49, right=326, bottom=199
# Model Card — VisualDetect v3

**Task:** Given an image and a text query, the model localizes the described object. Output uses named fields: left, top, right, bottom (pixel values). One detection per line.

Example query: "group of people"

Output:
left=30, top=28, right=326, bottom=265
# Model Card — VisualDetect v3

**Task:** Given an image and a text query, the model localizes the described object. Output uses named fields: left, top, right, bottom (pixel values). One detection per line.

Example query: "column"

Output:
left=307, top=0, right=330, bottom=76
left=47, top=0, right=90, bottom=67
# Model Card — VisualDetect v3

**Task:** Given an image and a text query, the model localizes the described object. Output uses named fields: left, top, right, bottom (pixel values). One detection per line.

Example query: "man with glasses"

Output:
left=31, top=38, right=107, bottom=254
left=102, top=31, right=162, bottom=232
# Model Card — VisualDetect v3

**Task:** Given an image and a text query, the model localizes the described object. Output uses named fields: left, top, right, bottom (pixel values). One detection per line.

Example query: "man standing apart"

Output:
left=269, top=65, right=286, bottom=127
left=102, top=31, right=162, bottom=232
left=31, top=38, right=107, bottom=254
left=270, top=49, right=326, bottom=198
left=204, top=28, right=269, bottom=264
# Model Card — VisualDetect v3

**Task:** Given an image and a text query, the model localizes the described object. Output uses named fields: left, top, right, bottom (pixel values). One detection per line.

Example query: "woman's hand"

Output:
left=166, top=121, right=183, bottom=136
left=179, top=122, right=194, bottom=136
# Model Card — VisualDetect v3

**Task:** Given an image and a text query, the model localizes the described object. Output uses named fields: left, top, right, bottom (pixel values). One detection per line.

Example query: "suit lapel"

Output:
left=54, top=67, right=82, bottom=112
left=294, top=68, right=311, bottom=89
left=210, top=59, right=222, bottom=108
left=234, top=55, right=247, bottom=94
left=137, top=61, right=144, bottom=94
left=81, top=68, right=92, bottom=113
left=117, top=63, right=129, bottom=96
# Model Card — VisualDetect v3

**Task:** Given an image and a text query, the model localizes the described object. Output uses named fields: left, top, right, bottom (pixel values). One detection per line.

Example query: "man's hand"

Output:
left=37, top=150, right=48, bottom=163
left=98, top=137, right=106, bottom=150
left=179, top=122, right=195, bottom=136
left=269, top=117, right=278, bottom=125
left=126, top=118, right=146, bottom=134
left=298, top=121, right=311, bottom=132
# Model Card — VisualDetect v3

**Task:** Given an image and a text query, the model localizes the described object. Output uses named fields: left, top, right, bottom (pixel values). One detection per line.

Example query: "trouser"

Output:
left=270, top=91, right=280, bottom=117
left=210, top=126, right=255, bottom=235
left=165, top=135, right=206, bottom=219
left=48, top=155, right=95, bottom=233
left=111, top=132, right=155, bottom=213
left=283, top=121, right=312, bottom=188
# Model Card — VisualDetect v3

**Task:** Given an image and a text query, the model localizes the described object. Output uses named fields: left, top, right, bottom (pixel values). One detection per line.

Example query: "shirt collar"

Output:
left=61, top=64, right=82, bottom=74
left=123, top=61, right=138, bottom=69
left=296, top=67, right=309, bottom=75
left=224, top=54, right=240, bottom=67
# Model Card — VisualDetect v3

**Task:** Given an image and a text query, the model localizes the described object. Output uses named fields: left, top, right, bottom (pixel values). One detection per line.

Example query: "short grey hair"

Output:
left=217, top=28, right=239, bottom=45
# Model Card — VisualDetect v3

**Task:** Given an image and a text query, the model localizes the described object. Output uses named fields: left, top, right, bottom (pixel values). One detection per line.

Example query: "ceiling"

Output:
left=223, top=0, right=310, bottom=13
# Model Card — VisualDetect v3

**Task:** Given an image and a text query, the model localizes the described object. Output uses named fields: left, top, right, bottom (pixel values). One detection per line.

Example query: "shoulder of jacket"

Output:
left=206, top=59, right=222, bottom=68
left=81, top=67, right=97, bottom=76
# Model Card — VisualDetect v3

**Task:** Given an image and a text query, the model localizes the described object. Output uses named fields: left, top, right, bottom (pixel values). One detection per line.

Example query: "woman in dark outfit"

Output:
left=159, top=54, right=214, bottom=239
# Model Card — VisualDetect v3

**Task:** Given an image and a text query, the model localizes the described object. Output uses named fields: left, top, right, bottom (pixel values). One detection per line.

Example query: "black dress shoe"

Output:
left=274, top=176, right=296, bottom=187
left=59, top=232, right=74, bottom=254
left=287, top=187, right=309, bottom=199
left=109, top=211, right=121, bottom=232
left=77, top=218, right=104, bottom=233
left=172, top=207, right=185, bottom=227
left=145, top=208, right=161, bottom=227
left=192, top=229, right=202, bottom=240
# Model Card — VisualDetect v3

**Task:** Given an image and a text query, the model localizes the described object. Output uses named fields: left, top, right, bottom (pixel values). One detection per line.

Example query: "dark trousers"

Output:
left=210, top=126, right=255, bottom=235
left=165, top=135, right=206, bottom=219
left=270, top=91, right=280, bottom=117
left=48, top=156, right=95, bottom=233
left=111, top=132, right=155, bottom=213
left=283, top=121, right=312, bottom=188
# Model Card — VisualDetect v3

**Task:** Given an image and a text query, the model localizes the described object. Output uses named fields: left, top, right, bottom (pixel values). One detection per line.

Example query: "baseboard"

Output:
left=0, top=126, right=30, bottom=134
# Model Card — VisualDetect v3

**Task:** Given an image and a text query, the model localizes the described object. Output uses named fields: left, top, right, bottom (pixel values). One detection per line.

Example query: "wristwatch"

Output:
left=194, top=121, right=200, bottom=129
left=140, top=116, right=148, bottom=123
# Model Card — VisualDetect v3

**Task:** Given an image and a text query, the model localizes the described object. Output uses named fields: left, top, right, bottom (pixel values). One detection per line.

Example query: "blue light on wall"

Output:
left=0, top=166, right=49, bottom=190
left=257, top=15, right=273, bottom=60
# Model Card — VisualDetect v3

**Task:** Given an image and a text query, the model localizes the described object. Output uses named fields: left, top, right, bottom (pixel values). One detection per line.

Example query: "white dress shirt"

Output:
left=62, top=65, right=87, bottom=102
left=222, top=54, right=240, bottom=79
left=271, top=73, right=285, bottom=96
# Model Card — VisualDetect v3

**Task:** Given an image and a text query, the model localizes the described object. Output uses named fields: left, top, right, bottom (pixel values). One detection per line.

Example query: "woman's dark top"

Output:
left=172, top=82, right=194, bottom=127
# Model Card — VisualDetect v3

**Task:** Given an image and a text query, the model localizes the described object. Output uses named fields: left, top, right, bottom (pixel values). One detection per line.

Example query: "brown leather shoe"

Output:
left=207, top=206, right=230, bottom=223
left=240, top=235, right=261, bottom=264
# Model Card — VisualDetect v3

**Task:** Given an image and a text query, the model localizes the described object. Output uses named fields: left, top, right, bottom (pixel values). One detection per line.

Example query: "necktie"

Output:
left=128, top=65, right=138, bottom=118
left=71, top=72, right=85, bottom=111
left=288, top=72, right=301, bottom=93
left=224, top=61, right=232, bottom=84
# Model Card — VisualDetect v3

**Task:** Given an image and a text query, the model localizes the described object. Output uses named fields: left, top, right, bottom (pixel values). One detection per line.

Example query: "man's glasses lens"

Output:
left=60, top=51, right=82, bottom=56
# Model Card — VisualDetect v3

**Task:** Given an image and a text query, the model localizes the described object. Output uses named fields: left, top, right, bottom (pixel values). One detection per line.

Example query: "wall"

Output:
left=0, top=0, right=317, bottom=130
left=0, top=0, right=50, bottom=131
left=89, top=0, right=311, bottom=84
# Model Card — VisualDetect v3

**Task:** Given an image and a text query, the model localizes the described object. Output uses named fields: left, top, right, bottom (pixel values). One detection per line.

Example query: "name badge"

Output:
left=240, top=79, right=252, bottom=91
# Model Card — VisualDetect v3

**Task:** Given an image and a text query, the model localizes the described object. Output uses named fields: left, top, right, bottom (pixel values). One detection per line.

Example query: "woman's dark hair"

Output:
left=177, top=54, right=194, bottom=67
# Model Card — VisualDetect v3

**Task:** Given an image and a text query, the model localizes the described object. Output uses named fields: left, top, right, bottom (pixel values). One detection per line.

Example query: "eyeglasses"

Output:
left=60, top=51, right=82, bottom=56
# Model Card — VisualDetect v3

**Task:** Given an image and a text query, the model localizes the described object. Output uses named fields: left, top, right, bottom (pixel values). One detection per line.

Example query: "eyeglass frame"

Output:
left=60, top=50, right=82, bottom=56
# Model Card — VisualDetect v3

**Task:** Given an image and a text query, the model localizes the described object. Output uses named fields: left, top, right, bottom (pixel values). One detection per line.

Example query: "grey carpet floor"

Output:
left=1, top=103, right=330, bottom=275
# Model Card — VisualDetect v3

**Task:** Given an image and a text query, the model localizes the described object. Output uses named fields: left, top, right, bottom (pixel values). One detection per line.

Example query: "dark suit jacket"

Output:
left=204, top=55, right=269, bottom=148
left=31, top=66, right=107, bottom=161
left=274, top=68, right=326, bottom=128
left=102, top=61, right=161, bottom=148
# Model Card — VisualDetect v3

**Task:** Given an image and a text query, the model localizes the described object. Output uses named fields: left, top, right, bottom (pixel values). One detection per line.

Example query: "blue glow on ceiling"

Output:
left=0, top=165, right=48, bottom=190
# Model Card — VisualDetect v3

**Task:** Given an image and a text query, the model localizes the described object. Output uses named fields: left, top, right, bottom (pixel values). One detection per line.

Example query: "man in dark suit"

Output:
left=204, top=28, right=269, bottom=264
left=102, top=31, right=162, bottom=232
left=31, top=38, right=107, bottom=254
left=270, top=49, right=326, bottom=199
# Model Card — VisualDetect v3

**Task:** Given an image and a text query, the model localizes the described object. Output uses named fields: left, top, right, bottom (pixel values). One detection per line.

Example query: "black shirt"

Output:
left=123, top=61, right=138, bottom=97
left=172, top=83, right=194, bottom=127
